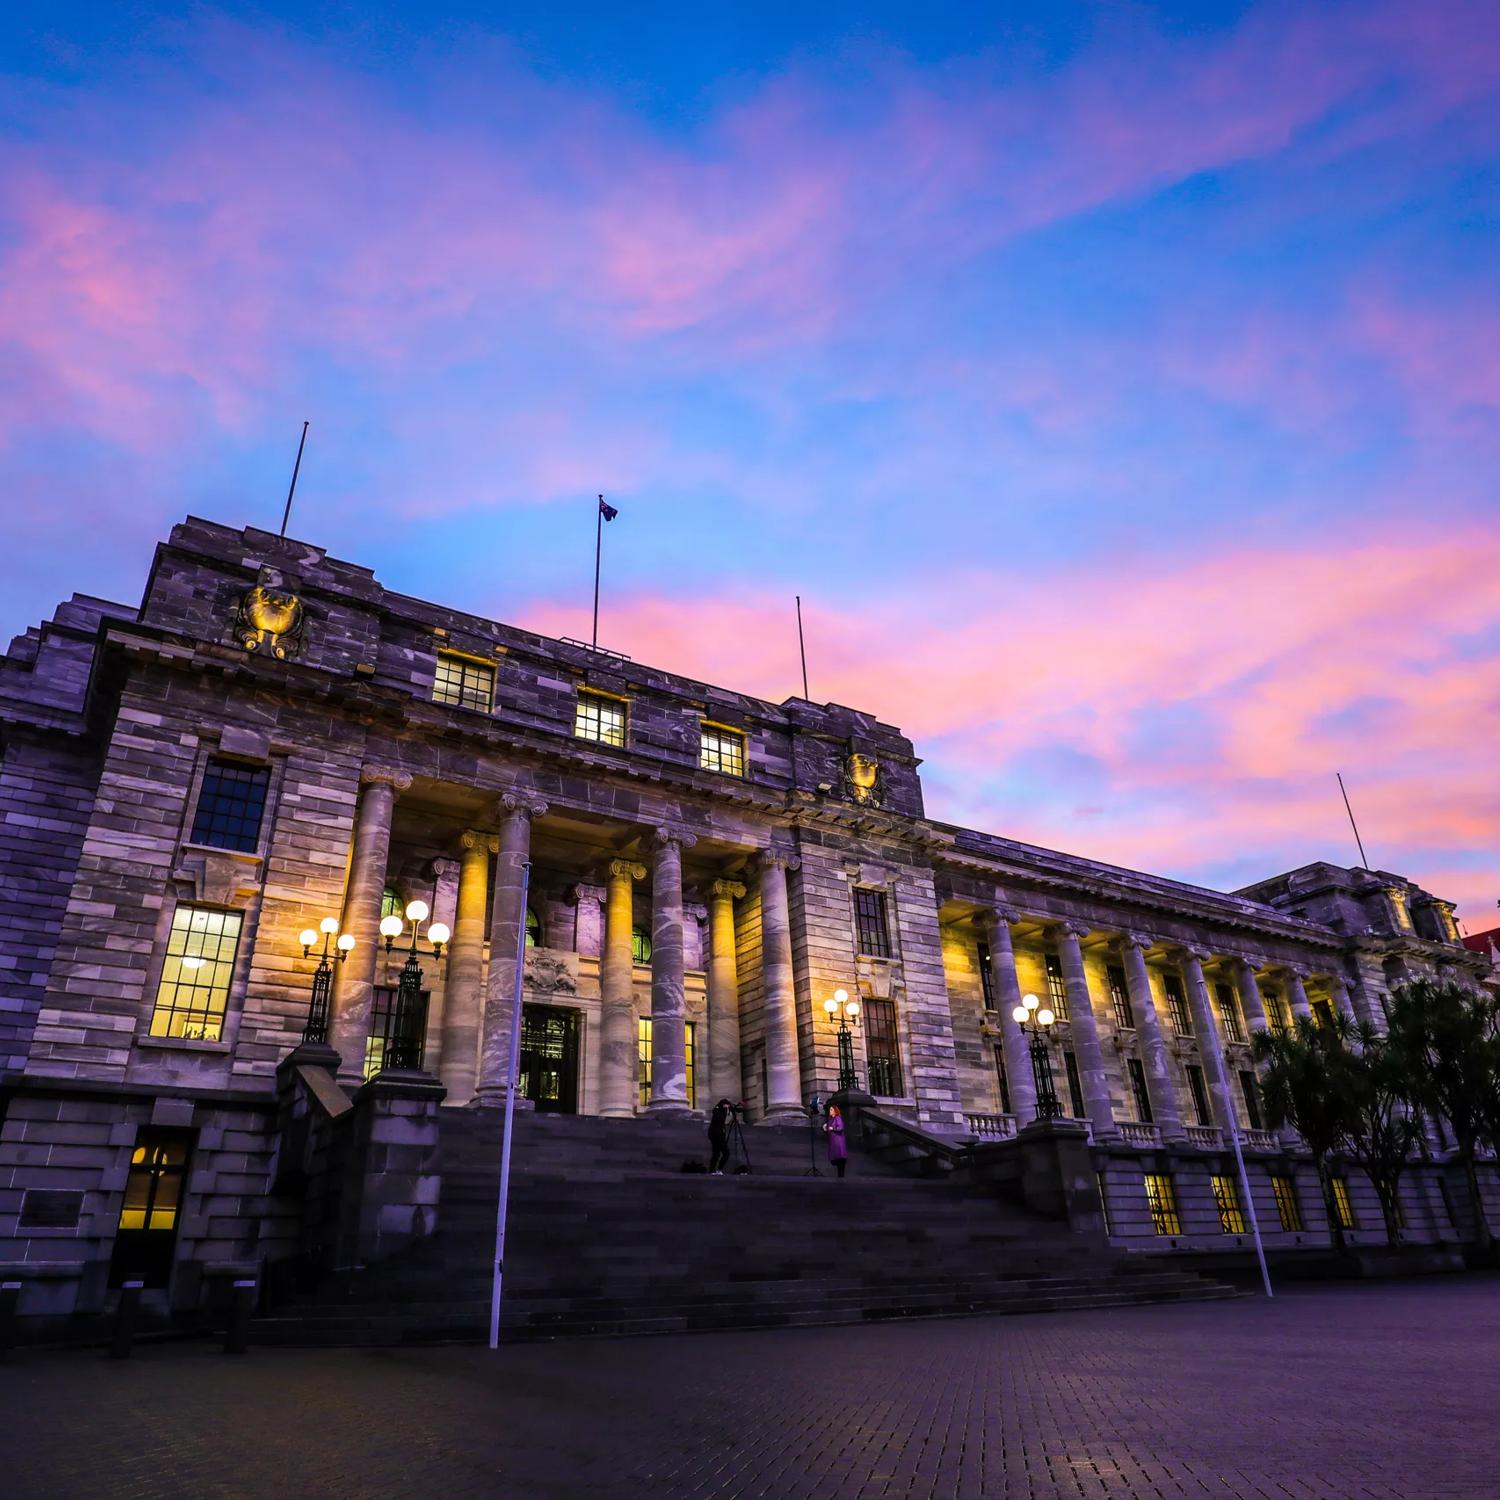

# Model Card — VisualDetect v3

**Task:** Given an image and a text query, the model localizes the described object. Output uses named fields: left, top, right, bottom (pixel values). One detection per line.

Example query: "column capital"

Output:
left=652, top=826, right=698, bottom=853
left=429, top=854, right=460, bottom=882
left=1175, top=945, right=1212, bottom=966
left=754, top=848, right=800, bottom=874
left=1233, top=953, right=1266, bottom=973
left=361, top=765, right=412, bottom=792
left=1117, top=931, right=1155, bottom=953
left=1050, top=919, right=1090, bottom=942
left=566, top=881, right=605, bottom=906
left=710, top=878, right=746, bottom=902
left=608, top=857, right=647, bottom=883
left=460, top=830, right=500, bottom=855
left=1278, top=963, right=1312, bottom=981
left=499, top=790, right=549, bottom=821
left=977, top=905, right=1019, bottom=932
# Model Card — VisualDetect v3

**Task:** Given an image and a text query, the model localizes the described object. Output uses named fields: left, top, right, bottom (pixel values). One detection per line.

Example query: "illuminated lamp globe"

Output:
left=833, top=987, right=849, bottom=1005
left=319, top=916, right=340, bottom=935
left=427, top=922, right=450, bottom=947
left=1022, top=993, right=1039, bottom=1011
left=1011, top=1004, right=1029, bottom=1024
left=379, top=914, right=404, bottom=941
left=823, top=997, right=840, bottom=1018
left=337, top=933, right=356, bottom=952
left=845, top=999, right=860, bottom=1019
left=404, top=899, right=430, bottom=924
left=299, top=929, right=318, bottom=949
left=181, top=956, right=204, bottom=970
left=1036, top=1007, right=1055, bottom=1027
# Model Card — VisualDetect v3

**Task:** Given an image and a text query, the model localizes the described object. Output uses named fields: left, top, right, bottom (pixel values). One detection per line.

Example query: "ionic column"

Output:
left=1234, top=956, right=1269, bottom=1032
left=757, top=851, right=805, bottom=1123
left=1285, top=967, right=1313, bottom=1021
left=1053, top=923, right=1117, bottom=1139
left=1119, top=934, right=1186, bottom=1142
left=1180, top=948, right=1235, bottom=1134
left=473, top=792, right=548, bottom=1108
left=440, top=831, right=495, bottom=1104
left=707, top=879, right=746, bottom=1106
left=1329, top=972, right=1358, bottom=1023
left=330, top=766, right=411, bottom=1081
left=979, top=907, right=1036, bottom=1122
left=598, top=858, right=645, bottom=1117
left=646, top=828, right=695, bottom=1116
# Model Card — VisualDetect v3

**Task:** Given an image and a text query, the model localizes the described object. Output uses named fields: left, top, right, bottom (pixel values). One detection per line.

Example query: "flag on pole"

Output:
left=599, top=497, right=619, bottom=522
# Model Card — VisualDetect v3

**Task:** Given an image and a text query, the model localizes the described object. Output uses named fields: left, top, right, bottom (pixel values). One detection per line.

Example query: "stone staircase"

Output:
left=251, top=1110, right=1237, bottom=1345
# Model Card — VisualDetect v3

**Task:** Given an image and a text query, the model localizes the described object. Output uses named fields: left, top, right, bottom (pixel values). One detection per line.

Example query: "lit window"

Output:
left=149, top=906, right=243, bottom=1041
left=380, top=887, right=404, bottom=921
left=1164, top=974, right=1193, bottom=1035
left=854, top=888, right=892, bottom=958
left=632, top=925, right=652, bottom=965
left=638, top=1017, right=652, bottom=1108
left=1271, top=1174, right=1302, bottom=1231
left=1263, top=989, right=1291, bottom=1033
left=526, top=907, right=542, bottom=948
left=685, top=1021, right=696, bottom=1110
left=699, top=725, right=745, bottom=777
left=864, top=997, right=904, bottom=1097
left=1143, top=1173, right=1182, bottom=1236
left=574, top=691, right=626, bottom=747
left=1108, top=964, right=1134, bottom=1029
left=1312, top=998, right=1336, bottom=1028
left=189, top=758, right=269, bottom=853
left=111, top=1129, right=192, bottom=1288
left=1215, top=981, right=1245, bottom=1043
left=1211, top=1173, right=1246, bottom=1234
left=1330, top=1176, right=1357, bottom=1230
left=976, top=940, right=995, bottom=1008
left=433, top=653, right=495, bottom=712
left=1044, top=952, right=1070, bottom=1020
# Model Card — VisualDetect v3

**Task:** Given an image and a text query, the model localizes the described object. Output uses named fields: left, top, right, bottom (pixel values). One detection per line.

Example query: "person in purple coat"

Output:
left=823, top=1103, right=848, bottom=1178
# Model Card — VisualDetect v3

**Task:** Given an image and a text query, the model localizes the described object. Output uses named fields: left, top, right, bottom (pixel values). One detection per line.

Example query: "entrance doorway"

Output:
left=518, top=1004, right=580, bottom=1113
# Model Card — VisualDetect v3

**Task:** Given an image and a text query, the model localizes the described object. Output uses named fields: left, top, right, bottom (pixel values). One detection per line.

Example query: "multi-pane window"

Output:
left=1163, top=974, right=1193, bottom=1036
left=189, top=758, right=269, bottom=852
left=994, top=1047, right=1011, bottom=1114
left=1263, top=988, right=1291, bottom=1033
left=632, top=925, right=652, bottom=965
left=1044, top=953, right=1070, bottom=1020
left=1211, top=1174, right=1247, bottom=1234
left=853, top=888, right=892, bottom=959
left=1062, top=1049, right=1085, bottom=1119
left=380, top=887, right=405, bottom=921
left=1143, top=1173, right=1182, bottom=1236
left=976, top=941, right=995, bottom=1008
left=1330, top=1176, right=1357, bottom=1231
left=1107, top=964, right=1134, bottom=1029
left=526, top=907, right=542, bottom=948
left=1128, top=1057, right=1154, bottom=1124
left=699, top=725, right=745, bottom=777
left=433, top=653, right=495, bottom=712
left=1215, top=981, right=1246, bottom=1043
left=1186, top=1063, right=1213, bottom=1127
left=638, top=1019, right=698, bottom=1108
left=1312, top=998, right=1336, bottom=1029
left=148, top=906, right=244, bottom=1041
left=864, top=997, right=904, bottom=1097
left=1238, top=1069, right=1263, bottom=1131
left=365, top=985, right=397, bottom=1080
left=685, top=1021, right=696, bottom=1110
left=574, top=691, right=626, bottom=747
left=1271, top=1174, right=1303, bottom=1231
left=117, top=1132, right=190, bottom=1233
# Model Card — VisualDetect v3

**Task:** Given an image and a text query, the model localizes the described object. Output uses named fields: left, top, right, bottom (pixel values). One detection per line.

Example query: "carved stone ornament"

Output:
left=842, top=751, right=887, bottom=808
left=234, top=577, right=305, bottom=660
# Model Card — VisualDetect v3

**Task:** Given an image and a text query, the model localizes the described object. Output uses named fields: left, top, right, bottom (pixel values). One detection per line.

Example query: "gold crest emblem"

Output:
left=235, top=582, right=305, bottom=660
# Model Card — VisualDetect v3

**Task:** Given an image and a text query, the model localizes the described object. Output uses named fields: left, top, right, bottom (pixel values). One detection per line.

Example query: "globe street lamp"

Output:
left=1011, top=991, right=1061, bottom=1121
left=822, top=987, right=862, bottom=1093
left=378, top=899, right=450, bottom=1072
left=298, top=916, right=355, bottom=1045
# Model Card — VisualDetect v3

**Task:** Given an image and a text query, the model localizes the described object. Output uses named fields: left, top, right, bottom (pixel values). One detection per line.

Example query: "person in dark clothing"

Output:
left=707, top=1098, right=733, bottom=1175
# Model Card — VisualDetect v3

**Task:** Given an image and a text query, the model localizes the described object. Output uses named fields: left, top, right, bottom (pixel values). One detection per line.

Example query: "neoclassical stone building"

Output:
left=1, top=517, right=1495, bottom=1325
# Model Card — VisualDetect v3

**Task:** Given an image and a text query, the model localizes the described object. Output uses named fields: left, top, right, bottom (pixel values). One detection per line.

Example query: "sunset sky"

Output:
left=3, top=2, right=1497, bottom=921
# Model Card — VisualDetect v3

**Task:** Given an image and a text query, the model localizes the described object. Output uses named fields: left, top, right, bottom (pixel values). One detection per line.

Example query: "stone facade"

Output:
left=1, top=517, right=1496, bottom=1325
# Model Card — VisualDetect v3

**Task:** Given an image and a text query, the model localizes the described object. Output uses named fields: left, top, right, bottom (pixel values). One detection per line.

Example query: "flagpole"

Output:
left=592, top=496, right=603, bottom=649
left=279, top=421, right=309, bottom=538
left=796, top=596, right=809, bottom=700
left=1336, top=772, right=1370, bottom=869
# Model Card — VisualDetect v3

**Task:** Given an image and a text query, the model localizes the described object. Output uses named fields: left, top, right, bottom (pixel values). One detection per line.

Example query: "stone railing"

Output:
left=964, top=1112, right=1018, bottom=1139
left=1117, top=1121, right=1160, bottom=1148
left=1185, top=1124, right=1222, bottom=1149
left=1241, top=1128, right=1281, bottom=1153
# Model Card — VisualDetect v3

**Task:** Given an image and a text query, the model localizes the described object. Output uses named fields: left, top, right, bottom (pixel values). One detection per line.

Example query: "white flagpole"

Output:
left=1208, top=1036, right=1273, bottom=1298
left=488, top=858, right=533, bottom=1349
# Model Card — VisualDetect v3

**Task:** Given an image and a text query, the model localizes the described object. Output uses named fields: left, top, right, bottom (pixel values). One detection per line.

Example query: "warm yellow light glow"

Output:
left=833, top=987, right=849, bottom=1004
left=1023, top=993, right=1040, bottom=1010
left=1037, top=1007, right=1055, bottom=1027
left=404, top=899, right=430, bottom=923
left=180, top=956, right=204, bottom=970
left=845, top=999, right=860, bottom=1019
left=428, top=922, right=450, bottom=946
left=379, top=914, right=404, bottom=940
left=1011, top=1004, right=1029, bottom=1024
left=337, top=933, right=356, bottom=952
left=299, top=929, right=318, bottom=949
left=319, top=916, right=340, bottom=935
left=823, top=997, right=840, bottom=1016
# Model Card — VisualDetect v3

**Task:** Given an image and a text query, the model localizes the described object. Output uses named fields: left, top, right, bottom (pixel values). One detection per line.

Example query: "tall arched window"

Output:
left=525, top=907, right=542, bottom=948
left=631, top=926, right=652, bottom=965
left=380, top=887, right=404, bottom=920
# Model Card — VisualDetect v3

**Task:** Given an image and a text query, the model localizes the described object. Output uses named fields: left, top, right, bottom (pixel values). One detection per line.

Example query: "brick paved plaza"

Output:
left=5, top=1279, right=1500, bottom=1500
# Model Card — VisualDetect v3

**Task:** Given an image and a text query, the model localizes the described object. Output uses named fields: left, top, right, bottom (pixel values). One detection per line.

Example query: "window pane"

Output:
left=574, top=692, right=626, bottom=747
left=1108, top=964, right=1134, bottom=1029
left=1211, top=1173, right=1246, bottom=1233
left=1144, top=1173, right=1181, bottom=1235
left=853, top=889, right=891, bottom=959
left=863, top=998, right=904, bottom=1097
left=632, top=926, right=652, bottom=964
left=149, top=906, right=244, bottom=1041
left=1044, top=953, right=1070, bottom=1020
left=638, top=1017, right=653, bottom=1108
left=189, top=758, right=270, bottom=853
left=1063, top=1049, right=1085, bottom=1119
left=1271, top=1174, right=1303, bottom=1231
left=1215, top=982, right=1245, bottom=1043
left=699, top=726, right=745, bottom=777
left=976, top=941, right=995, bottom=1008
left=1164, top=975, right=1193, bottom=1035
left=433, top=654, right=495, bottom=712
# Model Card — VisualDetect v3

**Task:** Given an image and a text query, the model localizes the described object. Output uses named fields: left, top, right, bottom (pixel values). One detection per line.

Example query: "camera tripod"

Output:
left=726, top=1108, right=752, bottom=1174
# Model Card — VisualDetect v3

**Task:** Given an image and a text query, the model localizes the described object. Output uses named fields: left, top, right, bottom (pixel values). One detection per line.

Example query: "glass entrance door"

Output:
left=518, top=1004, right=580, bottom=1113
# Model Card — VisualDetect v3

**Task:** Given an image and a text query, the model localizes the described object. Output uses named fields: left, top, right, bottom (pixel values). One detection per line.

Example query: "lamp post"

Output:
left=378, top=899, right=449, bottom=1072
left=822, top=987, right=862, bottom=1093
left=298, top=916, right=355, bottom=1045
left=1011, top=991, right=1061, bottom=1121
